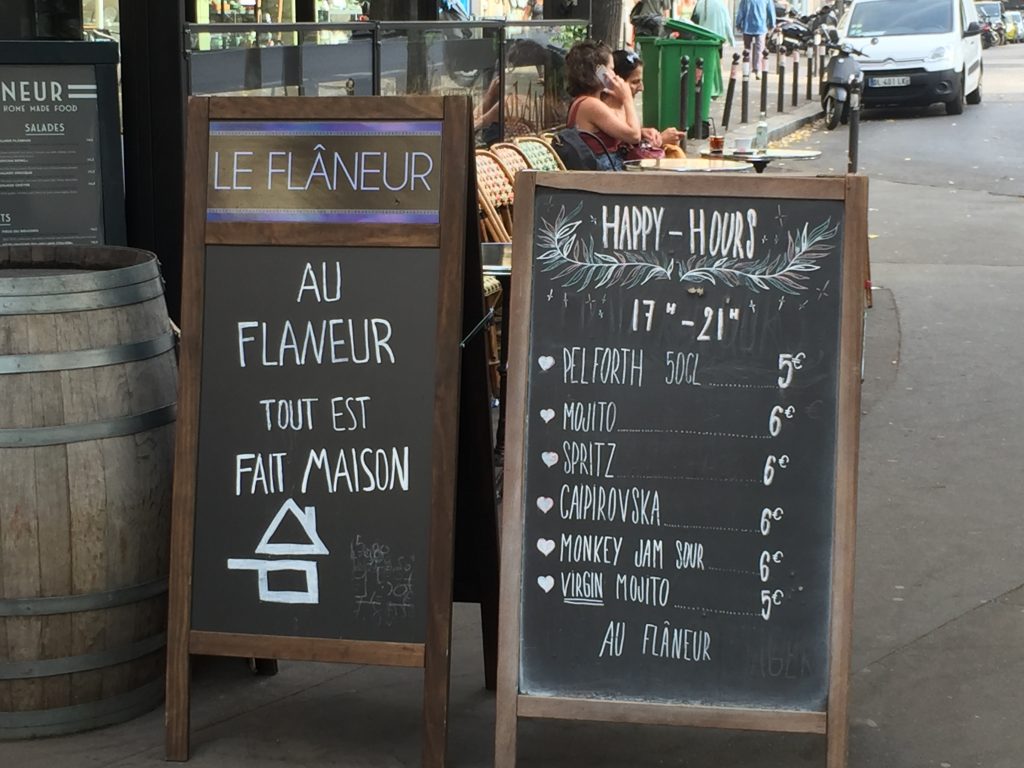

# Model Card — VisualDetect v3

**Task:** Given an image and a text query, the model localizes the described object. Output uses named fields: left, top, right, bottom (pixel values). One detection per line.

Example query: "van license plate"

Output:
left=870, top=76, right=911, bottom=87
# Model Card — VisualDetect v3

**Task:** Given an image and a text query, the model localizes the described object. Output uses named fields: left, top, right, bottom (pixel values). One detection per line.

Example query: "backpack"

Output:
left=550, top=129, right=619, bottom=171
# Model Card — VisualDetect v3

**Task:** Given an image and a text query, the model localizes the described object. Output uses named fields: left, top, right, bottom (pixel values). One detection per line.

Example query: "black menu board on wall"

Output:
left=0, top=42, right=125, bottom=245
left=496, top=173, right=868, bottom=768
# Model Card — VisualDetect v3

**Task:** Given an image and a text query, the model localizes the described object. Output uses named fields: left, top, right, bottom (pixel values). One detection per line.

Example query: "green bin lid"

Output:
left=664, top=17, right=726, bottom=43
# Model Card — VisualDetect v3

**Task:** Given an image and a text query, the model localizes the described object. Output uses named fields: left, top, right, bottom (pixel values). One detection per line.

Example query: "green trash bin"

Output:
left=635, top=36, right=662, bottom=127
left=655, top=19, right=725, bottom=136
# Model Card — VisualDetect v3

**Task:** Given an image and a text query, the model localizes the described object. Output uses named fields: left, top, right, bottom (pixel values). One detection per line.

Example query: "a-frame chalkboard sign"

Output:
left=496, top=173, right=867, bottom=768
left=167, top=96, right=474, bottom=766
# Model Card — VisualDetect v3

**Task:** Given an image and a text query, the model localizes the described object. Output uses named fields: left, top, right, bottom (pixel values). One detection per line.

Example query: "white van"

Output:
left=840, top=0, right=984, bottom=115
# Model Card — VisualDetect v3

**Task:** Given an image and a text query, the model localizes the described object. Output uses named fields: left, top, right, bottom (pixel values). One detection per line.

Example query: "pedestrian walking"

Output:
left=735, top=0, right=776, bottom=77
left=691, top=0, right=736, bottom=47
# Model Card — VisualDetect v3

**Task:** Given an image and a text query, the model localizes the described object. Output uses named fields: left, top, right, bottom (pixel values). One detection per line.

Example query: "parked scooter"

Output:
left=978, top=13, right=1005, bottom=47
left=820, top=31, right=866, bottom=130
left=767, top=4, right=839, bottom=53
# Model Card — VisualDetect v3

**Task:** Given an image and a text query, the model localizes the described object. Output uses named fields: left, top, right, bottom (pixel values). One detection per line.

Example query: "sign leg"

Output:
left=494, top=697, right=518, bottom=768
left=827, top=710, right=849, bottom=768
left=422, top=614, right=453, bottom=768
left=165, top=628, right=190, bottom=760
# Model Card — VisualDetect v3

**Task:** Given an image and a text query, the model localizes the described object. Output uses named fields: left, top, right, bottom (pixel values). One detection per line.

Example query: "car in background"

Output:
left=841, top=0, right=984, bottom=115
left=1005, top=10, right=1023, bottom=40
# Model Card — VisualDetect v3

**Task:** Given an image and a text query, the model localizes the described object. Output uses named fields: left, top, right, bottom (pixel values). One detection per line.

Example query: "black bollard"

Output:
left=777, top=47, right=786, bottom=113
left=848, top=76, right=862, bottom=173
left=760, top=50, right=770, bottom=113
left=722, top=53, right=740, bottom=130
left=806, top=44, right=814, bottom=102
left=741, top=49, right=751, bottom=124
left=792, top=48, right=800, bottom=107
left=691, top=57, right=705, bottom=140
left=679, top=55, right=690, bottom=153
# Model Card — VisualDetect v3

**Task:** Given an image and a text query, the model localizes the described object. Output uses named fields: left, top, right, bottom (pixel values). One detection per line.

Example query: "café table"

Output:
left=624, top=157, right=752, bottom=173
left=699, top=148, right=823, bottom=174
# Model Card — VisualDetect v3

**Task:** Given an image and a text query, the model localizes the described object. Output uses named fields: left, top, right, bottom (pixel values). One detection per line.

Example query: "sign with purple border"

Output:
left=206, top=120, right=442, bottom=225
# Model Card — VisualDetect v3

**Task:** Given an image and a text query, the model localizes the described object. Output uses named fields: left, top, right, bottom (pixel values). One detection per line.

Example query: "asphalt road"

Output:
left=773, top=41, right=1024, bottom=768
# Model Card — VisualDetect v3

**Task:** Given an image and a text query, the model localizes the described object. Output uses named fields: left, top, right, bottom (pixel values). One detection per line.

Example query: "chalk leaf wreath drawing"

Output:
left=537, top=203, right=839, bottom=294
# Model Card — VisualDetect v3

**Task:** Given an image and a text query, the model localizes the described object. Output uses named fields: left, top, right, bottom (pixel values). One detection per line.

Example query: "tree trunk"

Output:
left=590, top=1, right=623, bottom=49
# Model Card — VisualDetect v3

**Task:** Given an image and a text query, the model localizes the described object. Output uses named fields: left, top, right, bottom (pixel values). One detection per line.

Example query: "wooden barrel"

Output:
left=0, top=245, right=176, bottom=739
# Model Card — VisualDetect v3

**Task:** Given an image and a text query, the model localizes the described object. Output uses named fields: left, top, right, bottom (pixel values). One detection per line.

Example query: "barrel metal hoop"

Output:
left=0, top=679, right=164, bottom=739
left=0, top=577, right=168, bottom=617
left=0, top=259, right=161, bottom=297
left=0, top=633, right=166, bottom=680
left=0, top=403, right=176, bottom=448
left=0, top=333, right=176, bottom=374
left=0, top=277, right=164, bottom=314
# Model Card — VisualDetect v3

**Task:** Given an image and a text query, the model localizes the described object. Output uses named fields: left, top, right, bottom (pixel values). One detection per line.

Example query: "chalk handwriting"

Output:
left=301, top=446, right=410, bottom=493
left=236, top=318, right=395, bottom=368
left=351, top=535, right=415, bottom=626
left=297, top=261, right=342, bottom=303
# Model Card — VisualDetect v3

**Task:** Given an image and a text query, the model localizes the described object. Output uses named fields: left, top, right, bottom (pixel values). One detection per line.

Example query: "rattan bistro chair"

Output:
left=490, top=142, right=532, bottom=179
left=474, top=149, right=515, bottom=243
left=513, top=136, right=566, bottom=171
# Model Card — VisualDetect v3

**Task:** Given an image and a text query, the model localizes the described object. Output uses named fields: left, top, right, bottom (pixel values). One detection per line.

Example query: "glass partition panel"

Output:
left=500, top=22, right=586, bottom=141
left=186, top=23, right=375, bottom=97
left=378, top=22, right=500, bottom=143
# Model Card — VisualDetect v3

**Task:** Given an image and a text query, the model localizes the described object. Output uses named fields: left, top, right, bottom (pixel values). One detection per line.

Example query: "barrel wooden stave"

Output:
left=0, top=246, right=174, bottom=737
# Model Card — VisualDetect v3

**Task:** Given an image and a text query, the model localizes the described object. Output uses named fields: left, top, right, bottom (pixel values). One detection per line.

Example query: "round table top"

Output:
left=700, top=148, right=823, bottom=161
left=624, top=158, right=752, bottom=173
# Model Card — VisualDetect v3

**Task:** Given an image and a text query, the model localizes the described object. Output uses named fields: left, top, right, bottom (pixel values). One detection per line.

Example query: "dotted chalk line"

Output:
left=706, top=566, right=760, bottom=576
left=662, top=523, right=761, bottom=534
left=704, top=382, right=777, bottom=390
left=619, top=428, right=770, bottom=440
left=675, top=604, right=760, bottom=618
left=619, top=475, right=759, bottom=484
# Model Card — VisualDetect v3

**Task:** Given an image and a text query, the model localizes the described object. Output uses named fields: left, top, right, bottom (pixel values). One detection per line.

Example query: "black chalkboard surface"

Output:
left=497, top=173, right=867, bottom=768
left=521, top=190, right=843, bottom=709
left=190, top=245, right=438, bottom=643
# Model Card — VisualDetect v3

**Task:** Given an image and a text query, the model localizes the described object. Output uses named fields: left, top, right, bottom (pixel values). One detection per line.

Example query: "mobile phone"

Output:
left=596, top=64, right=614, bottom=89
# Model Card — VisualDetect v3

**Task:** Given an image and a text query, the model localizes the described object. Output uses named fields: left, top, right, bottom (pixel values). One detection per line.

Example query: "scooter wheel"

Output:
left=840, top=102, right=851, bottom=125
left=824, top=96, right=841, bottom=130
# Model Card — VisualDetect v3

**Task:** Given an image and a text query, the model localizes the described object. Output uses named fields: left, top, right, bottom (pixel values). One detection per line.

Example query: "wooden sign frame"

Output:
left=495, top=173, right=868, bottom=768
left=167, top=96, right=472, bottom=766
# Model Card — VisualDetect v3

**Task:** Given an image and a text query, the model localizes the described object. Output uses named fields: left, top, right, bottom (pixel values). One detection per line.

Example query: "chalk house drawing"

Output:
left=537, top=203, right=839, bottom=295
left=227, top=498, right=330, bottom=605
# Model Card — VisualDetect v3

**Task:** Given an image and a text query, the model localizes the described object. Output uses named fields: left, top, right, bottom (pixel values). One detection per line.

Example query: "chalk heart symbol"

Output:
left=536, top=496, right=554, bottom=514
left=538, top=355, right=555, bottom=371
left=537, top=575, right=555, bottom=593
left=541, top=452, right=559, bottom=468
left=540, top=408, right=556, bottom=423
left=537, top=538, right=556, bottom=557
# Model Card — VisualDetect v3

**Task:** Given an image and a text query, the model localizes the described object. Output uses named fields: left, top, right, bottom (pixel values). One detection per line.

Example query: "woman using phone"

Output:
left=612, top=49, right=683, bottom=151
left=564, top=40, right=642, bottom=171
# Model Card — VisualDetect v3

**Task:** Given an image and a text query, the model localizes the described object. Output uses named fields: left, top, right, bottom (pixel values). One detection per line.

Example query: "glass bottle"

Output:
left=755, top=112, right=769, bottom=150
